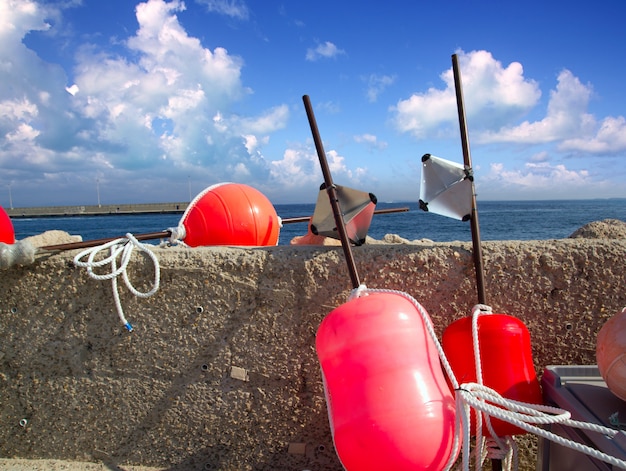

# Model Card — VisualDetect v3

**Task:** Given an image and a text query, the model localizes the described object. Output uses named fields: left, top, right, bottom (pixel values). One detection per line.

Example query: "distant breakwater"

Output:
left=6, top=202, right=189, bottom=218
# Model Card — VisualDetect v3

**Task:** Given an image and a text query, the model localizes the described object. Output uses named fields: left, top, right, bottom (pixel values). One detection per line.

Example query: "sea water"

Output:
left=10, top=199, right=626, bottom=246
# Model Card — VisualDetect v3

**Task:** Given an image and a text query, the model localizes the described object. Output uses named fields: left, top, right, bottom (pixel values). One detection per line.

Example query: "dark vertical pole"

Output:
left=303, top=95, right=361, bottom=289
left=452, top=54, right=500, bottom=471
left=451, top=54, right=487, bottom=305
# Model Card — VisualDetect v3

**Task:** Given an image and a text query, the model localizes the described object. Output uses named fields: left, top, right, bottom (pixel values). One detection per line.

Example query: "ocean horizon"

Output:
left=8, top=198, right=626, bottom=246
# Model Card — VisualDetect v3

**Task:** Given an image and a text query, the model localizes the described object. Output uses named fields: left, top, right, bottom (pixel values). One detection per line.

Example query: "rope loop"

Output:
left=166, top=224, right=187, bottom=246
left=73, top=233, right=160, bottom=331
left=348, top=284, right=368, bottom=300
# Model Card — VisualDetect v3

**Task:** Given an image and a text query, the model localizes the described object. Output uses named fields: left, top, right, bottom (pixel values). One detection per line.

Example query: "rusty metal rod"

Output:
left=452, top=53, right=487, bottom=305
left=282, top=206, right=409, bottom=224
left=41, top=231, right=171, bottom=252
left=302, top=95, right=361, bottom=289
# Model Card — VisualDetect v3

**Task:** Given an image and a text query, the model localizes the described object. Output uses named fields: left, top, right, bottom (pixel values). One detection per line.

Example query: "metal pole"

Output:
left=452, top=52, right=500, bottom=471
left=302, top=95, right=361, bottom=289
left=451, top=54, right=487, bottom=305
left=41, top=231, right=172, bottom=252
left=281, top=207, right=409, bottom=225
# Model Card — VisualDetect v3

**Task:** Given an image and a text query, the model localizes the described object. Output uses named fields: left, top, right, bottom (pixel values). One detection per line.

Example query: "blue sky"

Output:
left=1, top=0, right=625, bottom=207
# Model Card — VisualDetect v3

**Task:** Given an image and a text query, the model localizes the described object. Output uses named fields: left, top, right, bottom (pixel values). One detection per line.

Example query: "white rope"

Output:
left=457, top=383, right=626, bottom=469
left=73, top=233, right=160, bottom=332
left=348, top=286, right=626, bottom=470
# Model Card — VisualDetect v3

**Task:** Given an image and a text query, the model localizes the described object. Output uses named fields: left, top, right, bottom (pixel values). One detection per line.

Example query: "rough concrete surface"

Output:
left=1, top=220, right=625, bottom=470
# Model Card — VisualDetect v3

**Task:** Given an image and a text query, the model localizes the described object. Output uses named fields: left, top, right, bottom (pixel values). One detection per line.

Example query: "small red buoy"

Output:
left=597, top=307, right=626, bottom=401
left=180, top=183, right=280, bottom=247
left=0, top=206, right=14, bottom=244
left=316, top=292, right=457, bottom=471
left=442, top=312, right=542, bottom=437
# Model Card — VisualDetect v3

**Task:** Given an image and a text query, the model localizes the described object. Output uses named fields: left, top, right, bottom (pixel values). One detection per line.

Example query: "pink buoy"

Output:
left=0, top=206, right=14, bottom=244
left=316, top=292, right=457, bottom=471
left=179, top=183, right=280, bottom=247
left=597, top=307, right=626, bottom=401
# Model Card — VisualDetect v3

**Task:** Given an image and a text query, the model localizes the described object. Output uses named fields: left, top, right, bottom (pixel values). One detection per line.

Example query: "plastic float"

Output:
left=175, top=182, right=280, bottom=247
left=596, top=306, right=626, bottom=401
left=442, top=308, right=543, bottom=437
left=303, top=95, right=458, bottom=470
left=317, top=291, right=457, bottom=470
left=0, top=205, right=14, bottom=244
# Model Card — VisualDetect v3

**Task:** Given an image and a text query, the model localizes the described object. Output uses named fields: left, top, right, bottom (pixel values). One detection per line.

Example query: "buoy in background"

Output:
left=442, top=312, right=543, bottom=437
left=179, top=183, right=280, bottom=247
left=0, top=206, right=14, bottom=244
left=597, top=307, right=626, bottom=401
left=316, top=292, right=457, bottom=471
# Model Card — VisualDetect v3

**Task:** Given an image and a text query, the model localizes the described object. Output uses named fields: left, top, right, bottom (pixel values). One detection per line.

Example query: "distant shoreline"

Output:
left=6, top=202, right=189, bottom=218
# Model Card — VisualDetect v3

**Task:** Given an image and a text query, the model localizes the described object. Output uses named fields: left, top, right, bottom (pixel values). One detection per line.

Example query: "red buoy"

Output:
left=0, top=206, right=14, bottom=244
left=179, top=183, right=280, bottom=247
left=442, top=312, right=542, bottom=437
left=316, top=292, right=457, bottom=470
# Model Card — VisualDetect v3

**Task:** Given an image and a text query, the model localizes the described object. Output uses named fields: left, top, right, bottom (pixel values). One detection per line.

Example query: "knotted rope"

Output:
left=348, top=285, right=626, bottom=471
left=73, top=233, right=160, bottom=332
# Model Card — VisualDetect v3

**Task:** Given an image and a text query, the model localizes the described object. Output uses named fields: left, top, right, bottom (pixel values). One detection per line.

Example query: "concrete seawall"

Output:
left=1, top=237, right=625, bottom=469
left=6, top=202, right=188, bottom=218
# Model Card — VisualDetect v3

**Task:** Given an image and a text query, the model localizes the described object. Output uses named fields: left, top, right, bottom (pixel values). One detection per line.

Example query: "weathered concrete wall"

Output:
left=1, top=238, right=625, bottom=470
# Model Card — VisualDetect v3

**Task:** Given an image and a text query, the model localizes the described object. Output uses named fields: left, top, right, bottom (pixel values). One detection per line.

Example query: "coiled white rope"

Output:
left=73, top=233, right=160, bottom=332
left=348, top=285, right=626, bottom=471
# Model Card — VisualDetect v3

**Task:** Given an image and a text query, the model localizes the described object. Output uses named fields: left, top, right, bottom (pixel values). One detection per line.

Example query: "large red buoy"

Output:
left=0, top=206, right=14, bottom=244
left=316, top=292, right=457, bottom=471
left=442, top=312, right=542, bottom=437
left=179, top=183, right=280, bottom=247
left=597, top=307, right=626, bottom=401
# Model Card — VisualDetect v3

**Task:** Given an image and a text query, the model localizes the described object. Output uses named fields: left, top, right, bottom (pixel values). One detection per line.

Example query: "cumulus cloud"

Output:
left=559, top=116, right=626, bottom=154
left=305, top=41, right=345, bottom=61
left=477, top=70, right=594, bottom=144
left=393, top=49, right=626, bottom=159
left=0, top=0, right=294, bottom=203
left=392, top=50, right=541, bottom=139
left=269, top=145, right=367, bottom=192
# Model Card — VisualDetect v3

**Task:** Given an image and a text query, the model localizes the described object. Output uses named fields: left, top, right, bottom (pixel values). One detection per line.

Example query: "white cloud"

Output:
left=354, top=133, right=388, bottom=151
left=269, top=145, right=365, bottom=192
left=0, top=98, right=38, bottom=122
left=364, top=74, right=396, bottom=103
left=0, top=0, right=50, bottom=43
left=195, top=0, right=250, bottom=20
left=477, top=70, right=594, bottom=144
left=0, top=0, right=299, bottom=204
left=392, top=50, right=541, bottom=139
left=305, top=41, right=345, bottom=61
left=559, top=116, right=626, bottom=154
left=65, top=84, right=79, bottom=96
left=475, top=159, right=616, bottom=200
